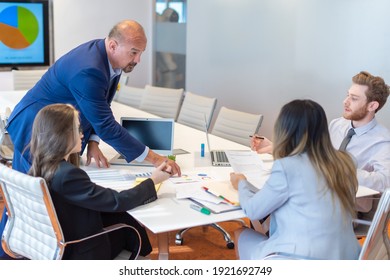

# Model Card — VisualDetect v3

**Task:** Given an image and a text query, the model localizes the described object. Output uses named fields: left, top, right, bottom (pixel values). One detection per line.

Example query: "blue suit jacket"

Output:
left=7, top=39, right=145, bottom=170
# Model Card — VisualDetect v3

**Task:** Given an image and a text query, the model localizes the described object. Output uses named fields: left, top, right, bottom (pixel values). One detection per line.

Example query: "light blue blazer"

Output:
left=7, top=39, right=145, bottom=171
left=238, top=153, right=361, bottom=259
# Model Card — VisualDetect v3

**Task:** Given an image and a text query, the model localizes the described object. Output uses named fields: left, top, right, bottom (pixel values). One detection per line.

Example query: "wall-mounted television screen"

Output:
left=0, top=0, right=52, bottom=69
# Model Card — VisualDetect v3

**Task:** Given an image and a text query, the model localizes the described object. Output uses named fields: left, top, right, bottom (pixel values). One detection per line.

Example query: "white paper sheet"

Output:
left=225, top=150, right=271, bottom=189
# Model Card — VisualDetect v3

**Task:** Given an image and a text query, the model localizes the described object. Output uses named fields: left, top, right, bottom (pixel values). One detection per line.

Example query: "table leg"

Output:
left=157, top=232, right=169, bottom=260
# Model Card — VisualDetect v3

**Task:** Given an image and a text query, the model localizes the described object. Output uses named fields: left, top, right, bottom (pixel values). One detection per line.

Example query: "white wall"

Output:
left=186, top=0, right=390, bottom=138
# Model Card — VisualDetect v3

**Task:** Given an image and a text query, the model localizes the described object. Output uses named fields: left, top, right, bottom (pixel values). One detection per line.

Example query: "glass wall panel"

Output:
left=155, top=0, right=186, bottom=89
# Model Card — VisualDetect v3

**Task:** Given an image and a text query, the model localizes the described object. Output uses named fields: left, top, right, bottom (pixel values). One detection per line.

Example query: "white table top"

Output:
left=0, top=90, right=27, bottom=114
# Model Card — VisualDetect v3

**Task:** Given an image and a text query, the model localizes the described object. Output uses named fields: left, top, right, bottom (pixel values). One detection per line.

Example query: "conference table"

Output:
left=0, top=90, right=379, bottom=260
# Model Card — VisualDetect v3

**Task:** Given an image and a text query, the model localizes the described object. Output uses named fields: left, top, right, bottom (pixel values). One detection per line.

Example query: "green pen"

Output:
left=190, top=203, right=211, bottom=215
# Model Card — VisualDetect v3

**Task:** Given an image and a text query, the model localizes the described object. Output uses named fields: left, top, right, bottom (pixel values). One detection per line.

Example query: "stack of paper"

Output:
left=86, top=169, right=163, bottom=192
left=86, top=169, right=135, bottom=190
left=176, top=181, right=241, bottom=214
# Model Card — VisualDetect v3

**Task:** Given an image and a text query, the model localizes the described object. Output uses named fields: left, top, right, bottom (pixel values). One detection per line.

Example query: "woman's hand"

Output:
left=230, top=172, right=247, bottom=190
left=250, top=134, right=273, bottom=154
left=150, top=161, right=172, bottom=185
left=146, top=150, right=181, bottom=176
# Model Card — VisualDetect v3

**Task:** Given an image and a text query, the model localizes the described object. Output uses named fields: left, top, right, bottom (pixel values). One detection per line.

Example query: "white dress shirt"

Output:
left=329, top=117, right=390, bottom=211
left=329, top=117, right=390, bottom=192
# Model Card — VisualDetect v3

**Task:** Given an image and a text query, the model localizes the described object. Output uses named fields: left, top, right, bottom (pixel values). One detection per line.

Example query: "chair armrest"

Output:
left=62, top=223, right=141, bottom=259
left=353, top=219, right=372, bottom=227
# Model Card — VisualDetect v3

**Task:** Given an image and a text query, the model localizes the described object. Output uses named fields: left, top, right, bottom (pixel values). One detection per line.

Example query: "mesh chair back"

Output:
left=140, top=85, right=184, bottom=120
left=0, top=164, right=65, bottom=260
left=177, top=92, right=217, bottom=131
left=115, top=85, right=145, bottom=108
left=211, top=106, right=263, bottom=146
left=12, top=69, right=47, bottom=90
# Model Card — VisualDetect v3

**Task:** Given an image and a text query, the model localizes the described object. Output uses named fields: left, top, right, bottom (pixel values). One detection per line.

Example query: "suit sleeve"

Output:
left=68, top=68, right=146, bottom=162
left=52, top=165, right=157, bottom=212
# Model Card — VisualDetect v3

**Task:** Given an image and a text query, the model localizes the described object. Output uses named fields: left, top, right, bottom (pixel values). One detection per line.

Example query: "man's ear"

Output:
left=367, top=100, right=379, bottom=112
left=107, top=39, right=117, bottom=53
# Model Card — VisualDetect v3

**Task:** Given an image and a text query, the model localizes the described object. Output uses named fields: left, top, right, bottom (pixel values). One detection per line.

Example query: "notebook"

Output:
left=110, top=117, right=174, bottom=166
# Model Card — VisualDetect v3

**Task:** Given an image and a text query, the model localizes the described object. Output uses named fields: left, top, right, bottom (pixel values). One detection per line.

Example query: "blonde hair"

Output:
left=28, top=104, right=80, bottom=182
left=273, top=99, right=358, bottom=218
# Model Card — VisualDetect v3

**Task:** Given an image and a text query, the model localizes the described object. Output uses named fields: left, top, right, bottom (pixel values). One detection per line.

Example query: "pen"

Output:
left=249, top=135, right=265, bottom=140
left=190, top=203, right=211, bottom=215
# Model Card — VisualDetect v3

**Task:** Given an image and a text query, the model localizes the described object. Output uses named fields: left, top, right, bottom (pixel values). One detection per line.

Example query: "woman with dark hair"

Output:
left=28, top=103, right=171, bottom=259
left=230, top=99, right=361, bottom=260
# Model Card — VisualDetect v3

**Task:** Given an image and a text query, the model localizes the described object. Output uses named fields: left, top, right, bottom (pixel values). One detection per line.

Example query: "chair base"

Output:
left=175, top=220, right=247, bottom=249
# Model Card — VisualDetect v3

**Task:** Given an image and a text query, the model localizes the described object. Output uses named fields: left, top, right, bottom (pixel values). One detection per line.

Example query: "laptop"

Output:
left=203, top=116, right=230, bottom=167
left=206, top=130, right=231, bottom=167
left=110, top=117, right=174, bottom=166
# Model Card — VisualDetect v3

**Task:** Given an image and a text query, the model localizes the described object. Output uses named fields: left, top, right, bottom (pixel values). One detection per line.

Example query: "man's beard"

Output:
left=123, top=63, right=137, bottom=73
left=343, top=104, right=368, bottom=121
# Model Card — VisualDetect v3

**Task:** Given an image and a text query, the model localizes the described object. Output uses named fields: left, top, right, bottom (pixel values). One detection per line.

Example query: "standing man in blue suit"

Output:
left=0, top=19, right=180, bottom=258
left=7, top=19, right=180, bottom=174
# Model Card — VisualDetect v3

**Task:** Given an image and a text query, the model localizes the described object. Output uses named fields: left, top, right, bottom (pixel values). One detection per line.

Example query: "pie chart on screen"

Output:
left=0, top=5, right=39, bottom=49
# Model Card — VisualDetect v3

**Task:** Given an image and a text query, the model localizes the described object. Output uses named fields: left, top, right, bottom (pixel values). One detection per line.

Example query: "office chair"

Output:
left=12, top=69, right=47, bottom=90
left=211, top=106, right=264, bottom=146
left=353, top=194, right=382, bottom=239
left=177, top=91, right=217, bottom=131
left=115, top=84, right=145, bottom=109
left=139, top=85, right=184, bottom=120
left=0, top=164, right=140, bottom=260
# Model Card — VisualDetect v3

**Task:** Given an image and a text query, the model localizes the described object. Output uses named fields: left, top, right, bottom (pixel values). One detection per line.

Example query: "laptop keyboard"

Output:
left=211, top=150, right=230, bottom=166
left=215, top=150, right=228, bottom=162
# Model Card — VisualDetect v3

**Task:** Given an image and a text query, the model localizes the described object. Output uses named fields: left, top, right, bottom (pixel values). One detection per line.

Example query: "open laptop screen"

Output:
left=121, top=117, right=174, bottom=155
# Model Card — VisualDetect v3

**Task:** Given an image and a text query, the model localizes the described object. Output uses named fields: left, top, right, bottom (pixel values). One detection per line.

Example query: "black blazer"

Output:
left=49, top=161, right=157, bottom=259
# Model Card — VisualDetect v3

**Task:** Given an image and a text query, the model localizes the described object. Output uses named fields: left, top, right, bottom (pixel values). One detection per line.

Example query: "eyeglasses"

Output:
left=78, top=125, right=83, bottom=134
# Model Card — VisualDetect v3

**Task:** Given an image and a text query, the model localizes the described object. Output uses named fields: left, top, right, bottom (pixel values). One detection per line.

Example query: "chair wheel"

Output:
left=175, top=238, right=183, bottom=245
left=226, top=242, right=234, bottom=249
